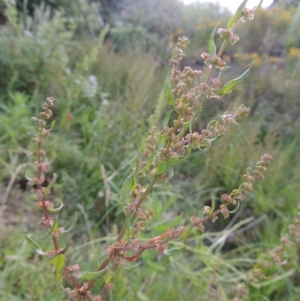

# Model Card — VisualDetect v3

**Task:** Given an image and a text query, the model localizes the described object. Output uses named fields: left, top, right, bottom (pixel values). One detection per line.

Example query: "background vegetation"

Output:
left=1, top=0, right=299, bottom=300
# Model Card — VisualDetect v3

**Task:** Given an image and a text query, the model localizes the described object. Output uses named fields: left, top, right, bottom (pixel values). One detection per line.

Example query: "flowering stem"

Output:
left=88, top=177, right=158, bottom=290
left=135, top=177, right=156, bottom=210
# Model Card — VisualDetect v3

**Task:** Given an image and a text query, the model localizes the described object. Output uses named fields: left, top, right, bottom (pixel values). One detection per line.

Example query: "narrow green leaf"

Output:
left=164, top=82, right=175, bottom=106
left=105, top=271, right=112, bottom=284
left=47, top=201, right=64, bottom=213
left=51, top=217, right=59, bottom=232
left=24, top=163, right=32, bottom=181
left=98, top=23, right=110, bottom=45
left=163, top=109, right=175, bottom=128
left=121, top=175, right=133, bottom=202
left=137, top=291, right=149, bottom=301
left=182, top=225, right=193, bottom=241
left=198, top=138, right=217, bottom=151
left=217, top=63, right=252, bottom=96
left=164, top=246, right=185, bottom=257
left=25, top=236, right=45, bottom=255
left=49, top=120, right=56, bottom=131
left=77, top=268, right=108, bottom=281
left=44, top=173, right=58, bottom=195
left=124, top=216, right=131, bottom=240
left=51, top=253, right=66, bottom=283
left=156, top=146, right=192, bottom=175
left=156, top=159, right=178, bottom=175
left=159, top=134, right=166, bottom=147
left=189, top=105, right=202, bottom=132
left=64, top=212, right=78, bottom=233
left=133, top=164, right=140, bottom=181
left=166, top=161, right=174, bottom=179
left=227, top=0, right=248, bottom=29
left=44, top=150, right=56, bottom=165
left=131, top=175, right=137, bottom=191
left=208, top=24, right=219, bottom=56
left=177, top=146, right=191, bottom=160
left=50, top=149, right=56, bottom=163
left=208, top=197, right=216, bottom=215
left=251, top=269, right=295, bottom=288
left=228, top=200, right=240, bottom=213
left=156, top=161, right=168, bottom=175
left=171, top=215, right=182, bottom=228
left=123, top=262, right=141, bottom=270
left=207, top=120, right=219, bottom=130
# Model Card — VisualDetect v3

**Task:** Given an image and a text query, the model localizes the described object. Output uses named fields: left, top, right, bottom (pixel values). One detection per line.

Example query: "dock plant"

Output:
left=25, top=1, right=276, bottom=300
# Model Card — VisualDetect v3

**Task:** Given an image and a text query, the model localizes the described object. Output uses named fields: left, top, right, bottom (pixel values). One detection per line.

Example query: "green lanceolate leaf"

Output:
left=64, top=212, right=78, bottom=233
left=49, top=120, right=56, bottom=131
left=98, top=23, right=110, bottom=45
left=77, top=268, right=108, bottom=281
left=228, top=200, right=240, bottom=213
left=51, top=217, right=59, bottom=232
left=166, top=161, right=174, bottom=179
left=182, top=225, right=193, bottom=242
left=121, top=175, right=133, bottom=201
left=207, top=119, right=219, bottom=130
left=208, top=24, right=219, bottom=56
left=51, top=253, right=66, bottom=283
left=163, top=109, right=175, bottom=128
left=159, top=134, right=166, bottom=147
left=164, top=246, right=185, bottom=257
left=171, top=215, right=182, bottom=228
left=123, top=262, right=141, bottom=270
left=156, top=146, right=192, bottom=175
left=227, top=0, right=248, bottom=29
left=43, top=150, right=56, bottom=165
left=25, top=236, right=45, bottom=255
left=188, top=105, right=202, bottom=132
left=217, top=63, right=252, bottom=96
left=208, top=197, right=216, bottom=215
left=131, top=174, right=137, bottom=191
left=44, top=173, right=58, bottom=195
left=156, top=161, right=169, bottom=175
left=121, top=174, right=137, bottom=202
left=105, top=271, right=112, bottom=284
left=124, top=216, right=131, bottom=240
left=50, top=149, right=56, bottom=163
left=24, top=163, right=32, bottom=181
left=47, top=201, right=64, bottom=213
left=164, top=82, right=175, bottom=106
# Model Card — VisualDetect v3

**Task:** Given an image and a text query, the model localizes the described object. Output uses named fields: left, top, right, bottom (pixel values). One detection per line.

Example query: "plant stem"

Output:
left=135, top=177, right=156, bottom=210
left=88, top=176, right=157, bottom=290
